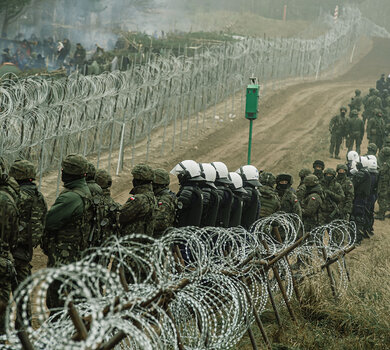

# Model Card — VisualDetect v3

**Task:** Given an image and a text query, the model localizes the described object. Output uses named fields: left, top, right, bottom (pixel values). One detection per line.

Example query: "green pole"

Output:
left=248, top=119, right=253, bottom=165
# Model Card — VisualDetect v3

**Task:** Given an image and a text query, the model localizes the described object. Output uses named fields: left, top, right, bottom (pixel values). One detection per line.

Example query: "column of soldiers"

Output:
left=330, top=75, right=390, bottom=159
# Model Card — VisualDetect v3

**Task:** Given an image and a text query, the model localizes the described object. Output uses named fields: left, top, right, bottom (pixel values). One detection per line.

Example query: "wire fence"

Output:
left=0, top=7, right=388, bottom=195
left=4, top=214, right=357, bottom=350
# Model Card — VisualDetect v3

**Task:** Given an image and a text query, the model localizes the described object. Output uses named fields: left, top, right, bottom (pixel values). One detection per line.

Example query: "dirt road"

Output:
left=32, top=37, right=390, bottom=270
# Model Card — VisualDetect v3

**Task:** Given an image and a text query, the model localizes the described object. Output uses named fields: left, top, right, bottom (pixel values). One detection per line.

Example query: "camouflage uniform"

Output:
left=0, top=169, right=19, bottom=335
left=362, top=88, right=375, bottom=123
left=9, top=160, right=47, bottom=327
left=301, top=175, right=324, bottom=232
left=119, top=164, right=157, bottom=236
left=43, top=154, right=92, bottom=314
left=259, top=173, right=281, bottom=218
left=95, top=169, right=121, bottom=244
left=153, top=168, right=177, bottom=238
left=85, top=163, right=105, bottom=247
left=276, top=174, right=302, bottom=218
left=376, top=147, right=390, bottom=220
left=321, top=168, right=345, bottom=224
left=367, top=110, right=385, bottom=150
left=329, top=107, right=348, bottom=159
left=346, top=110, right=364, bottom=154
left=335, top=164, right=354, bottom=220
left=366, top=91, right=383, bottom=121
left=349, top=89, right=362, bottom=114
left=297, top=168, right=311, bottom=204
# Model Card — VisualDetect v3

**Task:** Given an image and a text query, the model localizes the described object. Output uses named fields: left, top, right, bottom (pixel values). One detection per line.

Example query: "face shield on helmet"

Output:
left=211, top=161, right=231, bottom=184
left=228, top=172, right=247, bottom=194
left=199, top=163, right=217, bottom=189
left=347, top=151, right=359, bottom=162
left=236, top=165, right=261, bottom=187
left=170, top=160, right=204, bottom=183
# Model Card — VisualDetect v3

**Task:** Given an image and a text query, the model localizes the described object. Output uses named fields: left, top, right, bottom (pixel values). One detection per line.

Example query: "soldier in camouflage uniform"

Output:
left=362, top=88, right=375, bottom=124
left=335, top=164, right=354, bottom=221
left=320, top=168, right=345, bottom=224
left=301, top=175, right=324, bottom=232
left=85, top=162, right=105, bottom=247
left=297, top=168, right=311, bottom=204
left=313, top=160, right=325, bottom=181
left=95, top=169, right=121, bottom=244
left=43, top=154, right=92, bottom=313
left=276, top=173, right=301, bottom=218
left=367, top=109, right=385, bottom=150
left=346, top=110, right=364, bottom=154
left=259, top=172, right=280, bottom=218
left=348, top=89, right=362, bottom=114
left=9, top=160, right=47, bottom=327
left=375, top=147, right=390, bottom=220
left=153, top=168, right=177, bottom=238
left=329, top=107, right=348, bottom=159
left=365, top=143, right=378, bottom=157
left=119, top=164, right=157, bottom=236
left=0, top=167, right=19, bottom=335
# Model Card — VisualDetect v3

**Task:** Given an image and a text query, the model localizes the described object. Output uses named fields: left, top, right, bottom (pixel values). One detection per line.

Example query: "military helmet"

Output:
left=276, top=173, right=293, bottom=185
left=336, top=164, right=348, bottom=172
left=324, top=168, right=336, bottom=177
left=298, top=168, right=311, bottom=178
left=62, top=154, right=88, bottom=175
left=380, top=147, right=390, bottom=158
left=340, top=106, right=347, bottom=112
left=153, top=168, right=170, bottom=185
left=9, top=159, right=36, bottom=180
left=355, top=89, right=361, bottom=95
left=132, top=163, right=154, bottom=181
left=86, top=162, right=96, bottom=178
left=259, top=172, right=276, bottom=187
left=304, top=174, right=319, bottom=187
left=367, top=143, right=378, bottom=153
left=369, top=88, right=375, bottom=93
left=313, top=160, right=325, bottom=170
left=95, top=169, right=112, bottom=189
left=376, top=109, right=383, bottom=116
left=350, top=109, right=359, bottom=116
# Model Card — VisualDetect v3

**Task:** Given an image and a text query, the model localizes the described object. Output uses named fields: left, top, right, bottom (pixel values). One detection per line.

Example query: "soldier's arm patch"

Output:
left=158, top=201, right=163, bottom=206
left=129, top=196, right=135, bottom=201
left=311, top=197, right=316, bottom=200
left=294, top=199, right=298, bottom=203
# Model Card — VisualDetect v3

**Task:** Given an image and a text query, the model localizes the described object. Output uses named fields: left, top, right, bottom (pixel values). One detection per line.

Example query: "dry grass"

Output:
left=237, top=223, right=390, bottom=350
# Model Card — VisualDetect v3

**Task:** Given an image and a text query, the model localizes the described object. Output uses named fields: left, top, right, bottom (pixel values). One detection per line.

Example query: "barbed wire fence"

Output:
left=4, top=214, right=357, bottom=350
left=0, top=7, right=389, bottom=195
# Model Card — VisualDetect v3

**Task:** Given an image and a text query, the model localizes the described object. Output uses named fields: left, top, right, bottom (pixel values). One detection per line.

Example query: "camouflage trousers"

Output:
left=377, top=192, right=390, bottom=215
left=46, top=244, right=81, bottom=316
left=347, top=135, right=362, bottom=154
left=0, top=252, right=13, bottom=335
left=11, top=259, right=32, bottom=329
left=329, top=134, right=343, bottom=157
left=368, top=136, right=383, bottom=150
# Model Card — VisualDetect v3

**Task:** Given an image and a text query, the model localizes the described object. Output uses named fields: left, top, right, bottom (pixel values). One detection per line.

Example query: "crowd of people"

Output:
left=1, top=77, right=390, bottom=335
left=0, top=34, right=106, bottom=73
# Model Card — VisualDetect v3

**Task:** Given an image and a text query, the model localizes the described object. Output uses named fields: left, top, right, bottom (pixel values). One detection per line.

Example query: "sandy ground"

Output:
left=31, top=36, right=390, bottom=272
